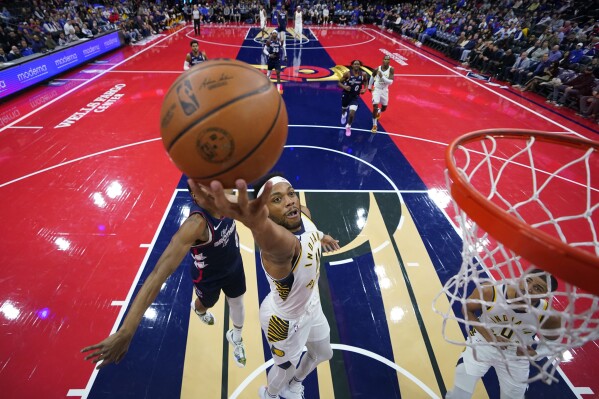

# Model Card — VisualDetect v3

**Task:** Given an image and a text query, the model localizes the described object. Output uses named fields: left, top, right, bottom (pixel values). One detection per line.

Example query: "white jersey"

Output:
left=260, top=9, right=266, bottom=23
left=479, top=284, right=548, bottom=346
left=373, top=66, right=392, bottom=90
left=261, top=214, right=323, bottom=320
left=295, top=11, right=303, bottom=25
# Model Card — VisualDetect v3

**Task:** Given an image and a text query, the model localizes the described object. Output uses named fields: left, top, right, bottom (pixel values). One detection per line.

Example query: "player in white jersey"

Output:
left=445, top=269, right=562, bottom=399
left=187, top=174, right=340, bottom=399
left=293, top=6, right=303, bottom=42
left=259, top=5, right=268, bottom=41
left=368, top=55, right=394, bottom=133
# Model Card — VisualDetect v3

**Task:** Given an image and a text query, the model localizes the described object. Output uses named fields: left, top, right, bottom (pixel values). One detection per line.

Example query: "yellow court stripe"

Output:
left=181, top=292, right=225, bottom=399
left=228, top=224, right=267, bottom=397
left=363, top=193, right=442, bottom=398
left=317, top=360, right=335, bottom=399
left=393, top=202, right=489, bottom=399
left=302, top=191, right=335, bottom=398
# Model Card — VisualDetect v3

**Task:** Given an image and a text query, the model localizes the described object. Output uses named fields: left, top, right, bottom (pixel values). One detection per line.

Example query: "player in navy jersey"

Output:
left=276, top=7, right=288, bottom=61
left=81, top=185, right=248, bottom=369
left=188, top=174, right=340, bottom=399
left=264, top=31, right=284, bottom=92
left=338, top=59, right=368, bottom=136
left=184, top=40, right=207, bottom=71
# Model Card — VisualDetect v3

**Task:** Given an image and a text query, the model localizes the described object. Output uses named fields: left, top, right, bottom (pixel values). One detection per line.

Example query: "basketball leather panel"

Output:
left=160, top=61, right=271, bottom=149
left=167, top=85, right=288, bottom=187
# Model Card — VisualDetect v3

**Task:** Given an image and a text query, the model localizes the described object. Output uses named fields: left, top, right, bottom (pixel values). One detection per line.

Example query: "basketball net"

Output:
left=433, top=130, right=599, bottom=384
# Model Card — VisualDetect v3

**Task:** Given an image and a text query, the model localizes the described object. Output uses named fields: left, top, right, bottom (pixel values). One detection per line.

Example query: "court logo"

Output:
left=176, top=79, right=199, bottom=115
left=196, top=127, right=234, bottom=163
left=253, top=64, right=377, bottom=83
left=0, top=80, right=6, bottom=92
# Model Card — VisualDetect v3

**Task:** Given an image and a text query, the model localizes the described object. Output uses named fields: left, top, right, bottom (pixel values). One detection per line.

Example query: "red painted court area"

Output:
left=0, top=24, right=597, bottom=399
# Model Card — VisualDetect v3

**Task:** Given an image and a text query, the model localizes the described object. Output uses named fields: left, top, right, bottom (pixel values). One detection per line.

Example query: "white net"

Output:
left=433, top=131, right=599, bottom=384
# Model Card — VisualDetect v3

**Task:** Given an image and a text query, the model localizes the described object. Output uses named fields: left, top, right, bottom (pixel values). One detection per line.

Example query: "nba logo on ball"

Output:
left=160, top=59, right=288, bottom=188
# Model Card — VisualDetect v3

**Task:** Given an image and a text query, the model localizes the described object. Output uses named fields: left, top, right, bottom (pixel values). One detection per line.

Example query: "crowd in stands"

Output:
left=0, top=0, right=180, bottom=63
left=1, top=0, right=597, bottom=121
left=375, top=0, right=598, bottom=121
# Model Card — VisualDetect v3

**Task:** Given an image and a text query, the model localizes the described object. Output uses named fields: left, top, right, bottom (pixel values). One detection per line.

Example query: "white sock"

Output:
left=232, top=326, right=242, bottom=343
left=346, top=123, right=350, bottom=128
left=372, top=118, right=377, bottom=125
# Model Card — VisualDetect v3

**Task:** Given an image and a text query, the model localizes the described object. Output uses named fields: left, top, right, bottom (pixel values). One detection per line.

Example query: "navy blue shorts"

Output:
left=267, top=58, right=281, bottom=71
left=341, top=94, right=359, bottom=108
left=190, top=259, right=246, bottom=308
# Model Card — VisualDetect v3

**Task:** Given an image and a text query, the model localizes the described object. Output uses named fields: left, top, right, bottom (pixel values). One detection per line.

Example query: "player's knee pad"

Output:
left=267, top=361, right=296, bottom=393
left=381, top=105, right=388, bottom=112
left=307, top=338, right=333, bottom=362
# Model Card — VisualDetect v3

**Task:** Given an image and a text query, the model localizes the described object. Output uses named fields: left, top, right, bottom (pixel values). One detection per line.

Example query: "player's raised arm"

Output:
left=81, top=214, right=206, bottom=368
left=188, top=179, right=299, bottom=270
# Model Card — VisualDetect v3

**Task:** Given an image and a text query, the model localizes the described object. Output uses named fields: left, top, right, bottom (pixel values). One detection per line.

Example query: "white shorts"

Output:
left=260, top=19, right=266, bottom=29
left=260, top=293, right=330, bottom=366
left=295, top=24, right=302, bottom=34
left=372, top=87, right=388, bottom=106
left=462, top=332, right=529, bottom=397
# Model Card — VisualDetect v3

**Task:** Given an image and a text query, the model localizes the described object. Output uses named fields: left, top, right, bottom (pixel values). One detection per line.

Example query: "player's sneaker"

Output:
left=258, top=386, right=280, bottom=399
left=281, top=381, right=305, bottom=399
left=345, top=125, right=351, bottom=137
left=191, top=300, right=215, bottom=325
left=226, top=329, right=246, bottom=368
left=341, top=112, right=347, bottom=125
left=371, top=124, right=378, bottom=133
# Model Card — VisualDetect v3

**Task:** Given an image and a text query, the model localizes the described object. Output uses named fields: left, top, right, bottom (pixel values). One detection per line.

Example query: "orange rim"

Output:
left=446, top=129, right=599, bottom=296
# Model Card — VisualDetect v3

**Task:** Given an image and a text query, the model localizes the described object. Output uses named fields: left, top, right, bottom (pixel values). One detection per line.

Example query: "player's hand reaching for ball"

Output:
left=188, top=179, right=272, bottom=230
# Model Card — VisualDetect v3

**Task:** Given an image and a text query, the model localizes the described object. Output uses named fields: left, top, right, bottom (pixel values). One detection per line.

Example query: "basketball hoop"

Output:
left=434, top=129, right=599, bottom=384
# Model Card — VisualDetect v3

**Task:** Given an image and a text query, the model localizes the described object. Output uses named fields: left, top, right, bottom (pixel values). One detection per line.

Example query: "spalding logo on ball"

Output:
left=160, top=58, right=288, bottom=188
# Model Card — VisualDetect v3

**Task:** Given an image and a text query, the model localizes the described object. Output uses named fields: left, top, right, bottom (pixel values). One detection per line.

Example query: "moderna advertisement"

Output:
left=0, top=31, right=122, bottom=100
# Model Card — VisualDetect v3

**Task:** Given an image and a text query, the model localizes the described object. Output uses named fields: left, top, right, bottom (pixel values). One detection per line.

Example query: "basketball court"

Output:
left=0, top=23, right=597, bottom=399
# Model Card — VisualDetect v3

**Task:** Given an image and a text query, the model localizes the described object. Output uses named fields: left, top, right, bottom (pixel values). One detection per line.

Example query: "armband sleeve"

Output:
left=184, top=61, right=190, bottom=70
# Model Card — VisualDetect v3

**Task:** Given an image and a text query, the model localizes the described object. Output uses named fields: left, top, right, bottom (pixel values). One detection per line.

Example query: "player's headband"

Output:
left=257, top=176, right=291, bottom=197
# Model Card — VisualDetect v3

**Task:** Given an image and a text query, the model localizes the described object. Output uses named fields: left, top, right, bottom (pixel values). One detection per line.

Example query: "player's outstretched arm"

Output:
left=81, top=215, right=205, bottom=369
left=188, top=179, right=299, bottom=269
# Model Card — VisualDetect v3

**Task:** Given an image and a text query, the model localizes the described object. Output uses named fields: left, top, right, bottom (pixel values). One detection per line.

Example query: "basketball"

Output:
left=160, top=59, right=288, bottom=188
